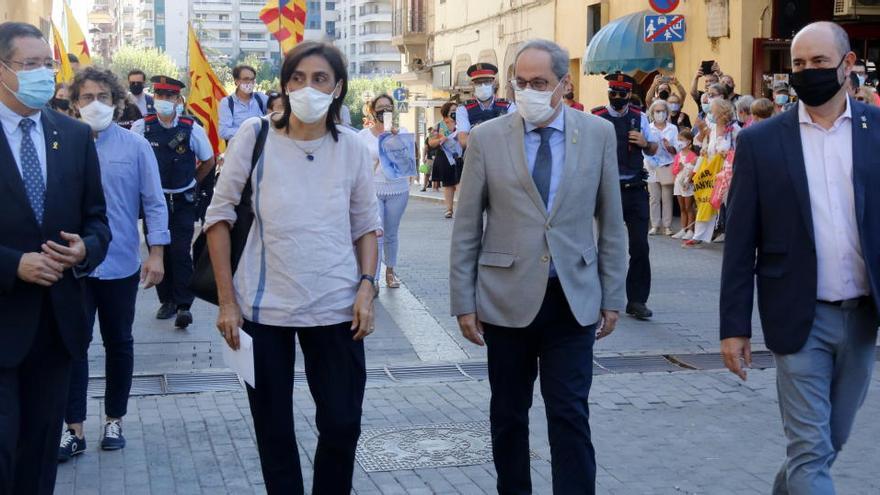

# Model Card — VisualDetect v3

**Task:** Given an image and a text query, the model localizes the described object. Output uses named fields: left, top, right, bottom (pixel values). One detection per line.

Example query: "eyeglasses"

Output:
left=608, top=90, right=629, bottom=98
left=77, top=93, right=114, bottom=105
left=2, top=59, right=61, bottom=73
left=510, top=78, right=553, bottom=92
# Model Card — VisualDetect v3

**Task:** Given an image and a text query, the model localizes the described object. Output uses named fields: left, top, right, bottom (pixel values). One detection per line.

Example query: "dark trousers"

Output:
left=66, top=272, right=140, bottom=424
left=243, top=319, right=366, bottom=495
left=483, top=279, right=597, bottom=495
left=154, top=194, right=195, bottom=308
left=621, top=185, right=651, bottom=304
left=0, top=297, right=71, bottom=495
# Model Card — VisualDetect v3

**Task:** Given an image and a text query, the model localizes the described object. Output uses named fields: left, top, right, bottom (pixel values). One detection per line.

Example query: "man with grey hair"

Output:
left=721, top=21, right=880, bottom=493
left=734, top=94, right=755, bottom=126
left=450, top=38, right=627, bottom=493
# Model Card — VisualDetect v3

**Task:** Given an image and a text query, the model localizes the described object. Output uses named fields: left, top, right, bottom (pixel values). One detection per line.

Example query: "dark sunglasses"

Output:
left=608, top=90, right=629, bottom=98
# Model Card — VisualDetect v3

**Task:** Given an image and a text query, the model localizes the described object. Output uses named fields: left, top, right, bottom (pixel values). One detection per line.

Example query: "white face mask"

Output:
left=240, top=82, right=255, bottom=94
left=474, top=83, right=494, bottom=102
left=515, top=79, right=563, bottom=125
left=653, top=111, right=667, bottom=123
left=79, top=101, right=115, bottom=132
left=288, top=84, right=337, bottom=124
left=675, top=139, right=690, bottom=152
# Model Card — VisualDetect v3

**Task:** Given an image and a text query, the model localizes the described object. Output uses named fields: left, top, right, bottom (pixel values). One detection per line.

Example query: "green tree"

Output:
left=108, top=46, right=181, bottom=83
left=344, top=77, right=397, bottom=129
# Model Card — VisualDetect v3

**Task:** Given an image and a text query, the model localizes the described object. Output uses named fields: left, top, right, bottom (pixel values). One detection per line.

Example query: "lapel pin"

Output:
left=52, top=141, right=59, bottom=150
left=572, top=129, right=579, bottom=144
left=862, top=123, right=868, bottom=129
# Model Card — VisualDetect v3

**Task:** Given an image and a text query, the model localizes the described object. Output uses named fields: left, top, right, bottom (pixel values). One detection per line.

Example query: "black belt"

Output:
left=163, top=188, right=195, bottom=213
left=620, top=181, right=646, bottom=190
left=163, top=188, right=195, bottom=199
left=818, top=296, right=872, bottom=309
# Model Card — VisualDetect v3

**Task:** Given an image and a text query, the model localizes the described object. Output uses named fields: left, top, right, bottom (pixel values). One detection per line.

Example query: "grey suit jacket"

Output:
left=449, top=106, right=627, bottom=328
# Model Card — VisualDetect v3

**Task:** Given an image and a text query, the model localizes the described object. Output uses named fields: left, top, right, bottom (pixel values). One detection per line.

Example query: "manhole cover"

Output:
left=357, top=421, right=502, bottom=472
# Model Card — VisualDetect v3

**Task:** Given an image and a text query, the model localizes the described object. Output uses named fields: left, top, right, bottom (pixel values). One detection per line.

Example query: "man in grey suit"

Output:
left=450, top=39, right=627, bottom=494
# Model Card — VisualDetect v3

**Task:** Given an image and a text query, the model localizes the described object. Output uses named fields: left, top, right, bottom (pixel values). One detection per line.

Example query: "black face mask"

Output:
left=129, top=82, right=144, bottom=95
left=789, top=56, right=846, bottom=107
left=610, top=97, right=629, bottom=110
left=723, top=84, right=734, bottom=96
left=658, top=90, right=670, bottom=100
left=51, top=98, right=70, bottom=111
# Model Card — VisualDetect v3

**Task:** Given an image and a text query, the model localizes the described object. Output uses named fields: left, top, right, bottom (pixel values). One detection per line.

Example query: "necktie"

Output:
left=18, top=118, right=45, bottom=224
left=532, top=127, right=554, bottom=207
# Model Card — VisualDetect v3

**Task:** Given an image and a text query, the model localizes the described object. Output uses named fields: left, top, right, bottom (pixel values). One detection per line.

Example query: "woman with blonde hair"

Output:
left=644, top=99, right=679, bottom=236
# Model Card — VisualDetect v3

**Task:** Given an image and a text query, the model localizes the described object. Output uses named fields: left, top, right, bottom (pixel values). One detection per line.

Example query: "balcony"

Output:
left=359, top=51, right=400, bottom=63
left=358, top=31, right=391, bottom=43
left=390, top=0, right=428, bottom=50
left=359, top=12, right=391, bottom=24
left=192, top=1, right=232, bottom=12
left=240, top=39, right=269, bottom=50
left=202, top=39, right=233, bottom=49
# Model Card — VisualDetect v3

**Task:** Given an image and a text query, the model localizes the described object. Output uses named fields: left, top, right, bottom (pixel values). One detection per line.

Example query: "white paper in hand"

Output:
left=222, top=329, right=255, bottom=388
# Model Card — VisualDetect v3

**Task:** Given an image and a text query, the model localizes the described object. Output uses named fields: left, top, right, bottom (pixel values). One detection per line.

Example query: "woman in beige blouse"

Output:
left=204, top=42, right=380, bottom=494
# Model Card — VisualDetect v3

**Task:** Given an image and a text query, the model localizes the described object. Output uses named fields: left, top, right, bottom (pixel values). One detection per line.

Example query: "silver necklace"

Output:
left=291, top=132, right=329, bottom=161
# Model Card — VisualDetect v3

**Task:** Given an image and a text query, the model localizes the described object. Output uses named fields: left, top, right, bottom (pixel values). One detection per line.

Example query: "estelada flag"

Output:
left=50, top=20, right=75, bottom=85
left=259, top=0, right=306, bottom=54
left=187, top=24, right=227, bottom=155
left=64, top=2, right=92, bottom=66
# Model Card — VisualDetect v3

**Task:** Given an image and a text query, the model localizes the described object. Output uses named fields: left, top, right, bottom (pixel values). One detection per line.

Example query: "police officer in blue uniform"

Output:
left=131, top=76, right=216, bottom=328
left=592, top=73, right=658, bottom=320
left=455, top=63, right=515, bottom=149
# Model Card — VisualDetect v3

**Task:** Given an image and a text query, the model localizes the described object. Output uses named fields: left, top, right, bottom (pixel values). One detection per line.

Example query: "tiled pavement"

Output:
left=57, top=193, right=879, bottom=494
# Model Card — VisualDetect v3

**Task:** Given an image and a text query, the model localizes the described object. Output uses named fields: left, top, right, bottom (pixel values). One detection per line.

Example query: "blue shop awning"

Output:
left=584, top=11, right=675, bottom=75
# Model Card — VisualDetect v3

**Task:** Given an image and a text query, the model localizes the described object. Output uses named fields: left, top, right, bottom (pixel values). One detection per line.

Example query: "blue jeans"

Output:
left=376, top=192, right=409, bottom=277
left=772, top=300, right=878, bottom=495
left=66, top=272, right=140, bottom=424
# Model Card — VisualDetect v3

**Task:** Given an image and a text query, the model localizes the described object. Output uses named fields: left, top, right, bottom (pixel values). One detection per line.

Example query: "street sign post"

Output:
left=393, top=87, right=409, bottom=101
left=396, top=101, right=409, bottom=113
left=644, top=15, right=686, bottom=43
left=648, top=0, right=680, bottom=14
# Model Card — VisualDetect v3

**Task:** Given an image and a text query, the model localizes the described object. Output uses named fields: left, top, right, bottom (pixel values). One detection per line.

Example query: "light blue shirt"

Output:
left=524, top=109, right=565, bottom=278
left=218, top=92, right=267, bottom=141
left=91, top=123, right=170, bottom=280
left=455, top=97, right=517, bottom=134
left=0, top=100, right=46, bottom=183
left=523, top=109, right=565, bottom=212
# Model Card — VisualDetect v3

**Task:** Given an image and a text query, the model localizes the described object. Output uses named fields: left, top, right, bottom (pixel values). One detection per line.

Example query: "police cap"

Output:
left=150, top=75, right=185, bottom=94
left=604, top=72, right=636, bottom=91
left=467, top=63, right=498, bottom=82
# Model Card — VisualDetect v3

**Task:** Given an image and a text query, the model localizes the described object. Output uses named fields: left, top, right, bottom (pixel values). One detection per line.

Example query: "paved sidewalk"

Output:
left=57, top=368, right=880, bottom=494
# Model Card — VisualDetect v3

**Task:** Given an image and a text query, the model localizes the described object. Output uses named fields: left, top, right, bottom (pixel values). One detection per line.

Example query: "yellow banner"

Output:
left=187, top=24, right=227, bottom=155
left=51, top=20, right=75, bottom=85
left=64, top=3, right=92, bottom=66
left=693, top=153, right=724, bottom=222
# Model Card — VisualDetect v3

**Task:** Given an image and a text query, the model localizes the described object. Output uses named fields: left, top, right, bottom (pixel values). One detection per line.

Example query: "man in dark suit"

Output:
left=0, top=22, right=110, bottom=494
left=720, top=22, right=880, bottom=493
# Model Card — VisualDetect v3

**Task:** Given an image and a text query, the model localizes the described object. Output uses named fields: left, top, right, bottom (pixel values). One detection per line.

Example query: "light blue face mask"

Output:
left=701, top=102, right=711, bottom=114
left=155, top=99, right=176, bottom=117
left=774, top=94, right=790, bottom=105
left=176, top=103, right=185, bottom=115
left=2, top=65, right=55, bottom=110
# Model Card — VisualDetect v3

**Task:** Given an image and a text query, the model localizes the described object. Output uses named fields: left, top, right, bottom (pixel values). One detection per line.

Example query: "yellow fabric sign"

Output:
left=187, top=24, right=227, bottom=155
left=64, top=3, right=92, bottom=66
left=693, top=153, right=724, bottom=222
left=50, top=21, right=75, bottom=85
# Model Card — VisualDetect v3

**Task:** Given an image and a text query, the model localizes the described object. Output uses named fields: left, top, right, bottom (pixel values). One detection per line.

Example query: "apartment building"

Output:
left=334, top=0, right=399, bottom=78
left=88, top=0, right=119, bottom=61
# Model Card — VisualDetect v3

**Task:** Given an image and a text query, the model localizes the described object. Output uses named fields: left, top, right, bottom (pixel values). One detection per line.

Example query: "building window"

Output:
left=326, top=21, right=336, bottom=37
left=219, top=14, right=229, bottom=21
left=245, top=32, right=264, bottom=40
left=240, top=11, right=261, bottom=23
left=586, top=4, right=602, bottom=45
left=218, top=30, right=231, bottom=40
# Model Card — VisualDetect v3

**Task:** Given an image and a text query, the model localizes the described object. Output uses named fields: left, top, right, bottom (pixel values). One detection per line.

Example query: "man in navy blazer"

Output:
left=720, top=22, right=880, bottom=493
left=0, top=23, right=110, bottom=494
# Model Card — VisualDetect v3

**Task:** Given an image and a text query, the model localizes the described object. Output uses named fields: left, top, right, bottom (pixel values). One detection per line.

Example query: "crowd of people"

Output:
left=0, top=17, right=878, bottom=495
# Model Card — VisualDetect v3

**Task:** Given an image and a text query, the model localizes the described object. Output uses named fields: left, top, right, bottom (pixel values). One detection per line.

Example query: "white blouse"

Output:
left=204, top=117, right=381, bottom=327
left=357, top=127, right=411, bottom=196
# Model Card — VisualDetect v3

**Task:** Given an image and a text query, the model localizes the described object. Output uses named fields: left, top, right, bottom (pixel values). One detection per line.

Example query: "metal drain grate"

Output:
left=165, top=372, right=242, bottom=394
left=89, top=374, right=165, bottom=398
left=388, top=364, right=468, bottom=382
left=667, top=353, right=725, bottom=370
left=595, top=355, right=682, bottom=373
left=458, top=362, right=488, bottom=380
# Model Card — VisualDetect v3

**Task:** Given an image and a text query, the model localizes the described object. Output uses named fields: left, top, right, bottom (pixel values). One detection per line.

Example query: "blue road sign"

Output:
left=393, top=87, right=409, bottom=101
left=644, top=15, right=686, bottom=43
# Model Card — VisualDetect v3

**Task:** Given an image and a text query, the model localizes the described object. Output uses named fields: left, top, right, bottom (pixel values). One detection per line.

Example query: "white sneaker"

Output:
left=713, top=233, right=726, bottom=243
left=671, top=229, right=686, bottom=239
left=683, top=230, right=694, bottom=240
left=663, top=227, right=675, bottom=236
left=648, top=227, right=659, bottom=236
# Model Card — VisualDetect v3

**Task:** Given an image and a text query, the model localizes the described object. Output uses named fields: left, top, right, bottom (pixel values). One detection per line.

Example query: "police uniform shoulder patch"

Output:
left=177, top=117, right=194, bottom=128
left=464, top=99, right=479, bottom=109
left=495, top=99, right=510, bottom=107
left=591, top=106, right=608, bottom=115
left=144, top=114, right=159, bottom=123
left=629, top=106, right=643, bottom=115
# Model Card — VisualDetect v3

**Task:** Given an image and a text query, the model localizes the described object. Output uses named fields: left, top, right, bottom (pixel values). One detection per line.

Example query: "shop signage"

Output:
left=648, top=0, right=680, bottom=14
left=644, top=15, right=686, bottom=43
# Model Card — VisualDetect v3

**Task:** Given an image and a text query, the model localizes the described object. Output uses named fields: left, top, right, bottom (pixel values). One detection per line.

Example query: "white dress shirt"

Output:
left=798, top=97, right=870, bottom=301
left=0, top=100, right=46, bottom=183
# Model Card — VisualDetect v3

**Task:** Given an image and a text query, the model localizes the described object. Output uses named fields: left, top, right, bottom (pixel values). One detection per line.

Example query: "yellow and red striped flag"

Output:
left=259, top=0, right=306, bottom=54
left=187, top=24, right=227, bottom=155
left=50, top=20, right=75, bottom=85
left=64, top=2, right=92, bottom=66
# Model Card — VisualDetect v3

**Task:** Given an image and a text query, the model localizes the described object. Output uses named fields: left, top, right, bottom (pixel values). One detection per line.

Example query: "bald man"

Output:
left=720, top=21, right=880, bottom=493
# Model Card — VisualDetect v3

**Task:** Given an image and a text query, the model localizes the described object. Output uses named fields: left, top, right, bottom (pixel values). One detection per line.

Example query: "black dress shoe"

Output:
left=626, top=302, right=653, bottom=320
left=175, top=309, right=193, bottom=329
left=156, top=302, right=176, bottom=320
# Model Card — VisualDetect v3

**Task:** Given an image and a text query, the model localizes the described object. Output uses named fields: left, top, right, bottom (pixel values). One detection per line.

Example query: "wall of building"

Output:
left=0, top=0, right=54, bottom=31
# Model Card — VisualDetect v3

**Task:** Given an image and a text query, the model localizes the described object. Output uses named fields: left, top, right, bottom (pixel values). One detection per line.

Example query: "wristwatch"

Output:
left=359, top=274, right=375, bottom=286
